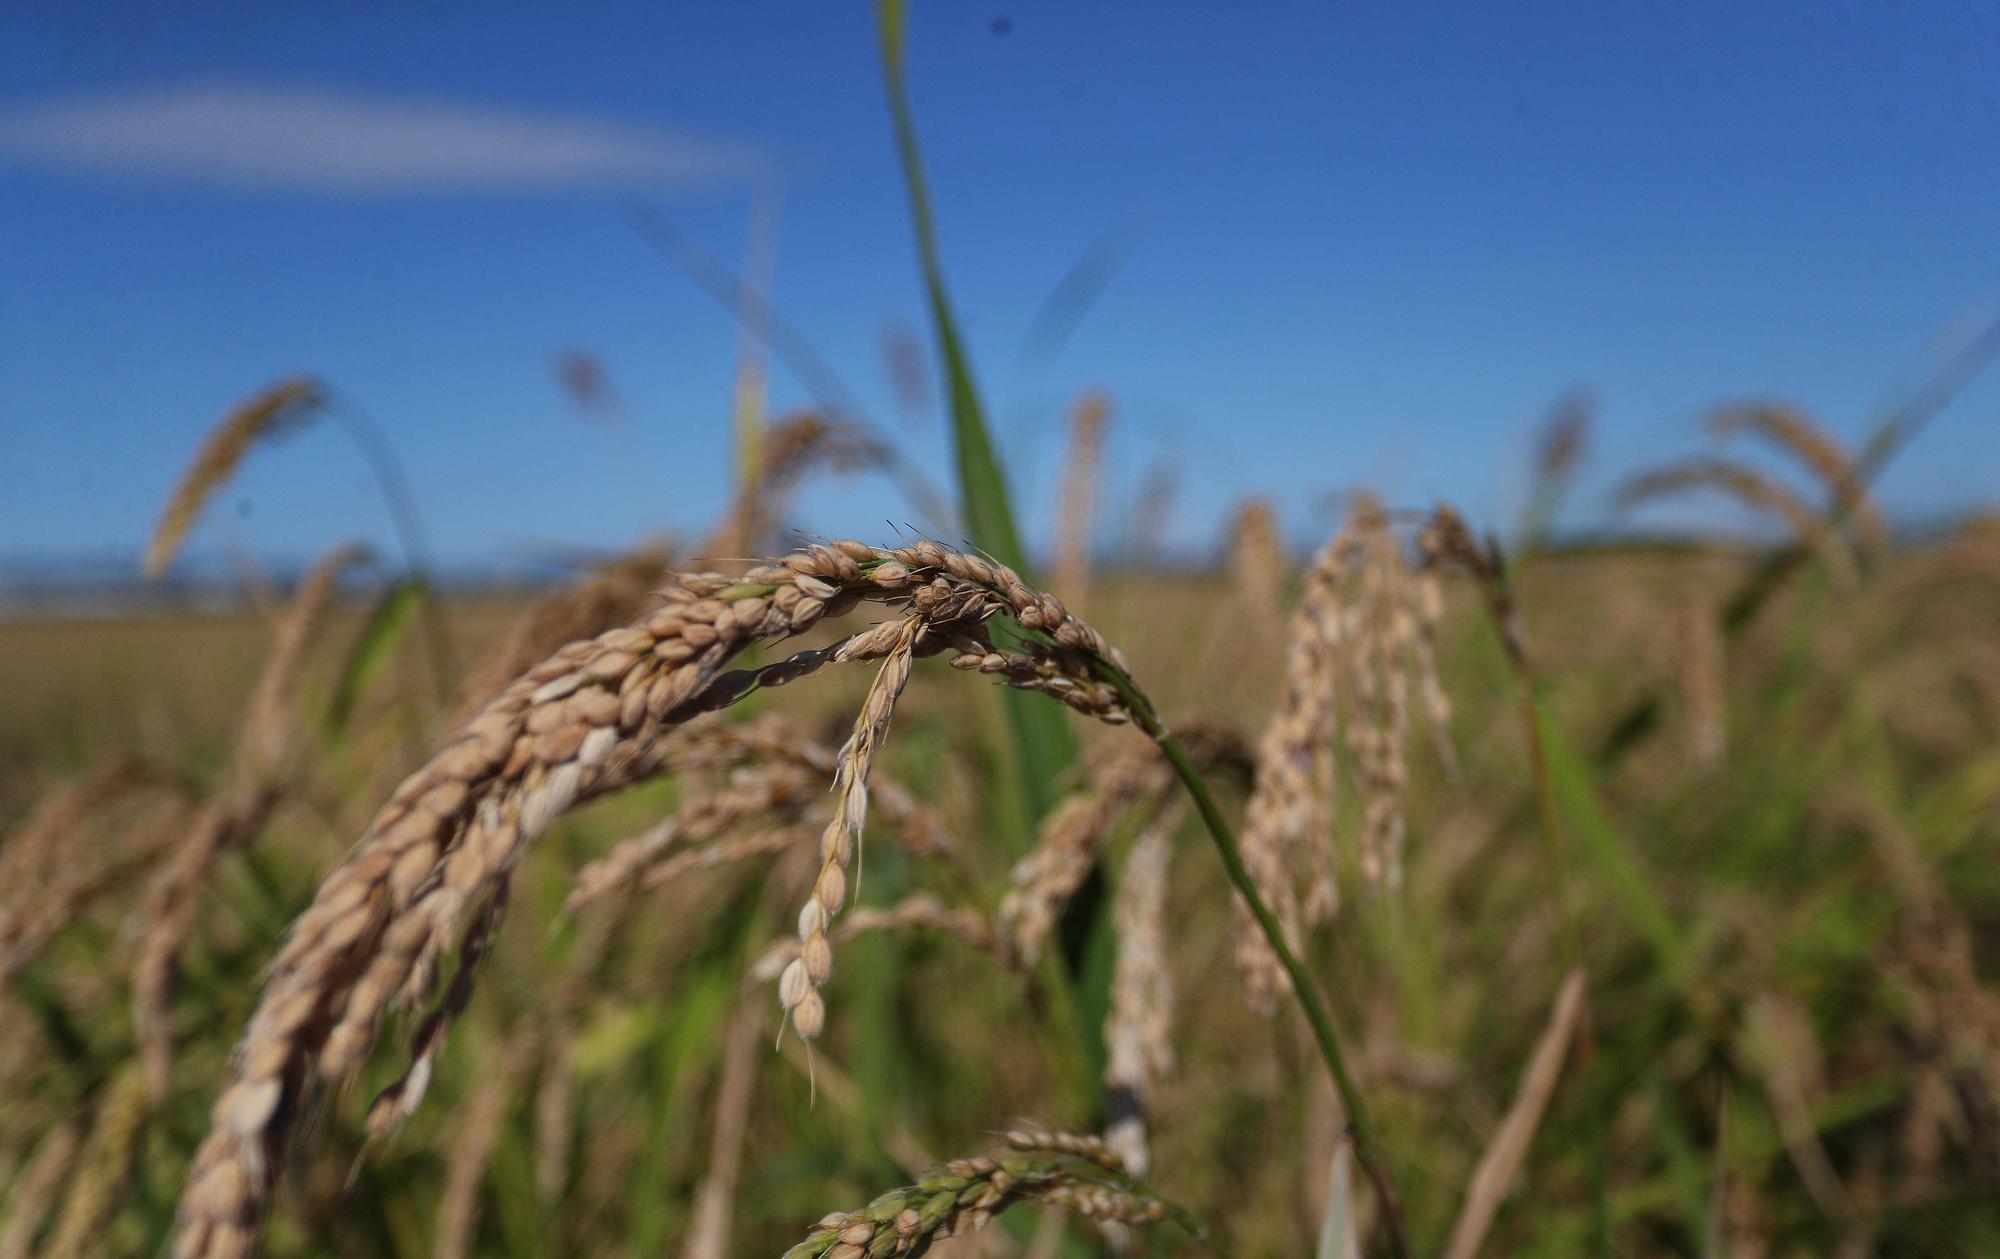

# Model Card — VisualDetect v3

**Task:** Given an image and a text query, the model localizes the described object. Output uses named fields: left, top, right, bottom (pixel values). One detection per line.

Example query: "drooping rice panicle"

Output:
left=679, top=1001, right=765, bottom=1259
left=1103, top=818, right=1176, bottom=1178
left=430, top=1040, right=535, bottom=1259
left=1617, top=456, right=1858, bottom=585
left=747, top=892, right=1008, bottom=984
left=133, top=542, right=369, bottom=1097
left=174, top=539, right=1134, bottom=1259
left=778, top=1133, right=1182, bottom=1259
left=0, top=1120, right=83, bottom=1259
left=42, top=1065, right=151, bottom=1259
left=780, top=614, right=924, bottom=1042
left=1053, top=391, right=1110, bottom=607
left=1226, top=496, right=1286, bottom=620
left=1708, top=401, right=1890, bottom=558
left=1234, top=521, right=1355, bottom=1006
left=144, top=377, right=326, bottom=579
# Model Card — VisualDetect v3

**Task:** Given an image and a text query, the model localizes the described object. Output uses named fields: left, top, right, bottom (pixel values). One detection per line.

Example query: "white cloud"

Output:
left=0, top=82, right=773, bottom=193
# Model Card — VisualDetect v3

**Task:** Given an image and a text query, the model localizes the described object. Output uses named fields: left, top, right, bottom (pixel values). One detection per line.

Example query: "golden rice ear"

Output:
left=173, top=540, right=1137, bottom=1259
left=132, top=541, right=370, bottom=1099
left=782, top=1135, right=1175, bottom=1257
left=1104, top=815, right=1177, bottom=1178
left=1616, top=456, right=1857, bottom=585
left=1053, top=391, right=1111, bottom=607
left=783, top=616, right=923, bottom=1045
left=144, top=376, right=325, bottom=579
left=1707, top=401, right=1890, bottom=559
left=1225, top=496, right=1286, bottom=621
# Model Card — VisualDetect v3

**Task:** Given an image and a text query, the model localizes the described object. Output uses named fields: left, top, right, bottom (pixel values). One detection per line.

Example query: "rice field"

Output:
left=6, top=9, right=2000, bottom=1258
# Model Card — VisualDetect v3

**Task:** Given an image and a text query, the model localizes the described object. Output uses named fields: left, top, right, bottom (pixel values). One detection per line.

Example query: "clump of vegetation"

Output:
left=5, top=7, right=2000, bottom=1258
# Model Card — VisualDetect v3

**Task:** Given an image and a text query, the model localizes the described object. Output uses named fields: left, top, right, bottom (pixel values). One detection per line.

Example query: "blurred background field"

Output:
left=6, top=4, right=2000, bottom=1258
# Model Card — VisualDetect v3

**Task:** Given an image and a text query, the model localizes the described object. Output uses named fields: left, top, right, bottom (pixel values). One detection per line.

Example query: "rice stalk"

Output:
left=564, top=718, right=955, bottom=920
left=133, top=542, right=370, bottom=1097
left=173, top=539, right=1134, bottom=1259
left=747, top=892, right=1008, bottom=984
left=144, top=377, right=325, bottom=578
left=0, top=760, right=162, bottom=978
left=706, top=412, right=893, bottom=557
left=1617, top=457, right=1858, bottom=586
left=678, top=1000, right=765, bottom=1259
left=1673, top=597, right=1727, bottom=769
left=1234, top=520, right=1355, bottom=1006
left=456, top=545, right=674, bottom=724
left=1, top=789, right=190, bottom=983
left=1440, top=966, right=1586, bottom=1259
left=563, top=764, right=821, bottom=913
left=780, top=614, right=924, bottom=1042
left=998, top=745, right=1173, bottom=967
left=1103, top=817, right=1176, bottom=1179
left=1707, top=402, right=1890, bottom=558
left=1123, top=459, right=1179, bottom=568
left=1744, top=990, right=1851, bottom=1220
left=778, top=1131, right=1184, bottom=1259
left=0, top=1120, right=82, bottom=1259
left=1227, top=497, right=1286, bottom=621
left=1522, top=388, right=1591, bottom=548
left=431, top=1039, right=535, bottom=1259
left=43, top=1064, right=151, bottom=1259
left=1053, top=391, right=1109, bottom=607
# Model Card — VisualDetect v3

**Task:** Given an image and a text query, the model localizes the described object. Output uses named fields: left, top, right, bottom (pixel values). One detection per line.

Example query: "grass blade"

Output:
left=1442, top=967, right=1588, bottom=1259
left=877, top=0, right=1076, bottom=827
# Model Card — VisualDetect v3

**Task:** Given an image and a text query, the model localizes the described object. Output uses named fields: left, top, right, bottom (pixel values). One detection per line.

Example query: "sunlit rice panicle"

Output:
left=1103, top=819, right=1175, bottom=1178
left=748, top=892, right=1007, bottom=985
left=680, top=1001, right=765, bottom=1259
left=562, top=718, right=953, bottom=917
left=779, top=1134, right=1173, bottom=1259
left=1053, top=391, right=1110, bottom=605
left=133, top=542, right=370, bottom=1098
left=1408, top=539, right=1458, bottom=779
left=1617, top=457, right=1858, bottom=585
left=999, top=743, right=1173, bottom=966
left=2, top=787, right=188, bottom=984
left=1004, top=1128, right=1128, bottom=1172
left=144, top=376, right=326, bottom=579
left=1351, top=503, right=1412, bottom=894
left=173, top=539, right=1132, bottom=1259
left=1125, top=459, right=1179, bottom=566
left=457, top=545, right=673, bottom=723
left=1440, top=967, right=1587, bottom=1259
left=42, top=1065, right=151, bottom=1259
left=780, top=614, right=924, bottom=1043
left=431, top=1040, right=534, bottom=1259
left=0, top=760, right=158, bottom=977
left=1532, top=390, right=1591, bottom=495
left=1233, top=521, right=1354, bottom=1007
left=705, top=412, right=887, bottom=556
left=362, top=880, right=512, bottom=1142
left=1707, top=401, right=1890, bottom=558
left=0, top=760, right=147, bottom=899
left=0, top=1120, right=82, bottom=1259
left=563, top=763, right=820, bottom=913
left=1227, top=496, right=1286, bottom=620
left=1674, top=596, right=1727, bottom=769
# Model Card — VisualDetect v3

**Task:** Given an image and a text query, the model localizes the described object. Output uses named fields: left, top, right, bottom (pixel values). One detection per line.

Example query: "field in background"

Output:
left=7, top=5, right=2000, bottom=1251
left=6, top=523, right=2000, bottom=1256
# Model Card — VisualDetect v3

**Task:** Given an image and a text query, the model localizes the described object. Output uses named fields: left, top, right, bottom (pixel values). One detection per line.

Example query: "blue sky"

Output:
left=3, top=2, right=1998, bottom=579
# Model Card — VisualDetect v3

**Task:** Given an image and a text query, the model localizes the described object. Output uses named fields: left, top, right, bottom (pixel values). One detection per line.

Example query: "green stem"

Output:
left=1089, top=659, right=1412, bottom=1259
